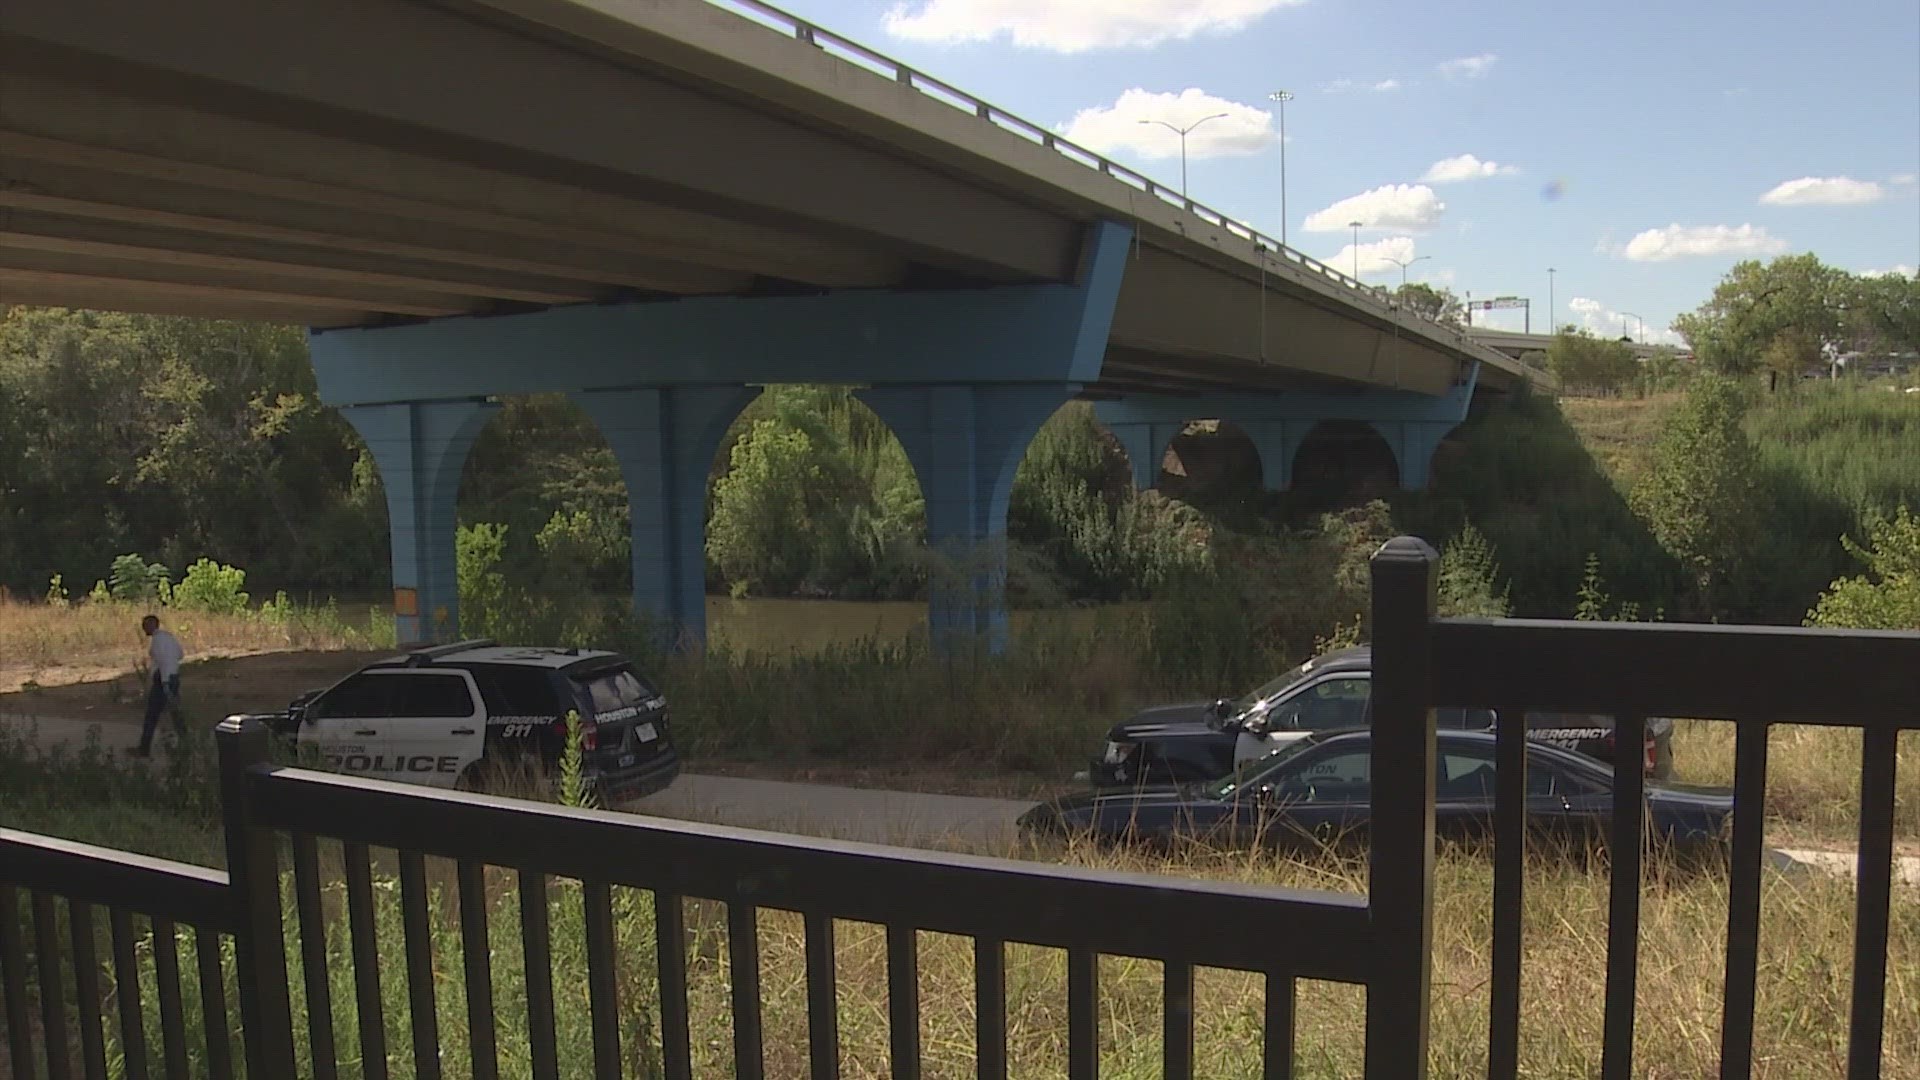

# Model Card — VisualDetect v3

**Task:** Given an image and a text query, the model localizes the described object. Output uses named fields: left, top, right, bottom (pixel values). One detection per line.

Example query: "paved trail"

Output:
left=6, top=711, right=1913, bottom=886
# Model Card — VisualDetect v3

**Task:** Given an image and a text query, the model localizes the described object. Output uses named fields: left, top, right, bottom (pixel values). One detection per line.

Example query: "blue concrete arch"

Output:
left=339, top=399, right=498, bottom=644
left=310, top=220, right=1134, bottom=650
left=572, top=386, right=761, bottom=649
left=1093, top=362, right=1478, bottom=494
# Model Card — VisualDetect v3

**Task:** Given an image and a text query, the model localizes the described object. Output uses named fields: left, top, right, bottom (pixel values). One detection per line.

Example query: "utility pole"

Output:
left=1267, top=90, right=1293, bottom=247
left=1349, top=220, right=1363, bottom=278
left=1138, top=113, right=1230, bottom=198
left=1547, top=268, right=1556, bottom=335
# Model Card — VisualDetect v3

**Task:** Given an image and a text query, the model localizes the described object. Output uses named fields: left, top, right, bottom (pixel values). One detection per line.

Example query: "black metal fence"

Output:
left=3, top=537, right=1915, bottom=1078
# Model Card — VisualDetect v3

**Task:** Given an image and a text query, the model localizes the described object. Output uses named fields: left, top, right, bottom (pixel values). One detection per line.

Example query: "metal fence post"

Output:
left=216, top=716, right=298, bottom=1076
left=1366, top=537, right=1438, bottom=1078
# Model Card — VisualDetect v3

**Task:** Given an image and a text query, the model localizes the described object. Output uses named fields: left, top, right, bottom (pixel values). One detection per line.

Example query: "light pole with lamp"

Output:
left=1348, top=220, right=1364, bottom=279
left=1621, top=311, right=1645, bottom=343
left=1137, top=113, right=1229, bottom=198
left=1547, top=268, right=1557, bottom=334
left=1385, top=254, right=1431, bottom=286
left=1267, top=90, right=1293, bottom=247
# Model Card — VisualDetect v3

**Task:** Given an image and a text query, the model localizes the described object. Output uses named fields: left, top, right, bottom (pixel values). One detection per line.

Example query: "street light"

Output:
left=1547, top=268, right=1556, bottom=334
left=1348, top=220, right=1364, bottom=278
left=1384, top=254, right=1431, bottom=286
left=1137, top=113, right=1230, bottom=198
left=1267, top=90, right=1293, bottom=247
left=1621, top=311, right=1645, bottom=343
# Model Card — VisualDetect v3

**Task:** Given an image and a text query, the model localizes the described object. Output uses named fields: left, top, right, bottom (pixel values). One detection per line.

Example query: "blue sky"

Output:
left=738, top=0, right=1919, bottom=342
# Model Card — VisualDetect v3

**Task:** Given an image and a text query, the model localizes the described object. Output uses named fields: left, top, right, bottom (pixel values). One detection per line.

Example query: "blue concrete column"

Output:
left=572, top=386, right=761, bottom=650
left=1105, top=420, right=1185, bottom=490
left=1368, top=421, right=1456, bottom=492
left=857, top=383, right=1078, bottom=651
left=1242, top=419, right=1321, bottom=491
left=339, top=399, right=498, bottom=645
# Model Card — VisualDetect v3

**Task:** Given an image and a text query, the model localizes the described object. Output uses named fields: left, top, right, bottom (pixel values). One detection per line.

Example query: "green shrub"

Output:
left=108, top=553, right=172, bottom=604
left=1807, top=505, right=1920, bottom=630
left=1436, top=523, right=1511, bottom=618
left=170, top=558, right=250, bottom=615
left=456, top=522, right=512, bottom=637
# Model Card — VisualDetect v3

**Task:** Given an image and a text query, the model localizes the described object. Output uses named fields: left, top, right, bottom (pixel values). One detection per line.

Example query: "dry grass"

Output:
left=0, top=597, right=383, bottom=695
left=1557, top=392, right=1682, bottom=491
left=1669, top=720, right=1920, bottom=852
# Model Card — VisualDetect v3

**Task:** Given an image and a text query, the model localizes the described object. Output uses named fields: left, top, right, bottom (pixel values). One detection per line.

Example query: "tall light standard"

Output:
left=1385, top=254, right=1431, bottom=286
left=1622, top=311, right=1645, bottom=343
left=1137, top=113, right=1229, bottom=198
left=1348, top=220, right=1364, bottom=278
left=1547, top=268, right=1556, bottom=334
left=1267, top=90, right=1293, bottom=247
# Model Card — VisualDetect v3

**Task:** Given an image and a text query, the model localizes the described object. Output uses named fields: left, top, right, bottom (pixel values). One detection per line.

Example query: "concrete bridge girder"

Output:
left=1094, top=363, right=1479, bottom=494
left=317, top=222, right=1131, bottom=649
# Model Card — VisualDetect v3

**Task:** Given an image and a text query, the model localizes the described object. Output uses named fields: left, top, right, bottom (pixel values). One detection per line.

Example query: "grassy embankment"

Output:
left=3, top=730, right=1917, bottom=1080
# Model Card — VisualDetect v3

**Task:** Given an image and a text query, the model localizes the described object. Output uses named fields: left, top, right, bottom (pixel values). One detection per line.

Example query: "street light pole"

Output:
left=1385, top=254, right=1431, bottom=286
left=1267, top=90, right=1293, bottom=247
left=1622, top=311, right=1645, bottom=343
left=1348, top=220, right=1364, bottom=278
left=1547, top=268, right=1556, bottom=334
left=1138, top=113, right=1230, bottom=198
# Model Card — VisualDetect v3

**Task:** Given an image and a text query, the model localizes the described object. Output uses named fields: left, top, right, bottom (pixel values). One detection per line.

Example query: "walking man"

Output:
left=134, top=614, right=186, bottom=756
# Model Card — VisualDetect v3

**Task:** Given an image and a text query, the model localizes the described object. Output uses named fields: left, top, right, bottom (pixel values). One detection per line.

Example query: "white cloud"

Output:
left=1616, top=223, right=1789, bottom=262
left=1891, top=174, right=1918, bottom=186
left=1303, top=184, right=1446, bottom=233
left=1437, top=54, right=1497, bottom=79
left=882, top=0, right=1301, bottom=51
left=1861, top=265, right=1917, bottom=279
left=1566, top=297, right=1682, bottom=345
left=1057, top=88, right=1276, bottom=159
left=1420, top=154, right=1517, bottom=183
left=1759, top=176, right=1885, bottom=206
left=1322, top=78, right=1401, bottom=93
left=1324, top=236, right=1418, bottom=279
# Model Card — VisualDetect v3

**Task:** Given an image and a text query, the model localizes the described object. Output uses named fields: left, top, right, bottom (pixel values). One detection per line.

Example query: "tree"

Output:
left=1846, top=270, right=1920, bottom=359
left=1546, top=328, right=1639, bottom=391
left=1632, top=376, right=1764, bottom=613
left=1391, top=283, right=1464, bottom=327
left=1672, top=254, right=1850, bottom=386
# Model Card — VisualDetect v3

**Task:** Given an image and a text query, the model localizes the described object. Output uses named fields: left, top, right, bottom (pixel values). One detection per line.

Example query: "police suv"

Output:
left=265, top=639, right=679, bottom=800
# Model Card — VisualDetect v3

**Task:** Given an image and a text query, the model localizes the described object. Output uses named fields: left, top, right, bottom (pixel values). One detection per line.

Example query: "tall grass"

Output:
left=0, top=595, right=389, bottom=682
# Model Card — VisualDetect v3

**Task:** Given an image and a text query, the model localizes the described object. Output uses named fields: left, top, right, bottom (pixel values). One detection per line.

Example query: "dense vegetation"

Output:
left=4, top=256, right=1918, bottom=642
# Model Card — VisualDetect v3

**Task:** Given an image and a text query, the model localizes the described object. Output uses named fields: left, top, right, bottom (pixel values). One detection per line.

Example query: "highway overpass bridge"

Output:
left=2, top=0, right=1551, bottom=646
left=1467, top=328, right=1678, bottom=363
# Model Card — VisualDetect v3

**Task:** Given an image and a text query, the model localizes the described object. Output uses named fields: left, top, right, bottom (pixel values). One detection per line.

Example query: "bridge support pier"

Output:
left=857, top=383, right=1077, bottom=652
left=339, top=399, right=498, bottom=645
left=1093, top=362, right=1478, bottom=494
left=573, top=386, right=761, bottom=650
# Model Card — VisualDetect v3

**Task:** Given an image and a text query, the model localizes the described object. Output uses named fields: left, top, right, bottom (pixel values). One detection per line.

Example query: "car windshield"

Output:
left=1201, top=735, right=1324, bottom=801
left=1230, top=661, right=1319, bottom=715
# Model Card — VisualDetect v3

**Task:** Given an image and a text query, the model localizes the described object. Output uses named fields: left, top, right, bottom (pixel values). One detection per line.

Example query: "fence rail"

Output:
left=4, top=538, right=1916, bottom=1078
left=1370, top=537, right=1919, bottom=1080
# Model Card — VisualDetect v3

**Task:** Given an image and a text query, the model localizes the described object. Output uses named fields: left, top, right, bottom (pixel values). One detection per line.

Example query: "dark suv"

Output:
left=263, top=639, right=679, bottom=801
left=1085, top=646, right=1674, bottom=788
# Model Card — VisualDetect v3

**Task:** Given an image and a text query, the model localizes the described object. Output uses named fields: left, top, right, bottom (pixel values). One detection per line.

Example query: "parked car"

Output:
left=1028, top=729, right=1730, bottom=847
left=1084, top=646, right=1675, bottom=788
left=259, top=639, right=679, bottom=801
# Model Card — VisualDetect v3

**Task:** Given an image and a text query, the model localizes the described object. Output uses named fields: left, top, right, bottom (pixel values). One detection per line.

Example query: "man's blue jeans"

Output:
left=139, top=673, right=185, bottom=752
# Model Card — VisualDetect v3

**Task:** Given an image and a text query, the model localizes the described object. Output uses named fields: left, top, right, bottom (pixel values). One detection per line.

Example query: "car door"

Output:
left=1236, top=743, right=1374, bottom=844
left=379, top=670, right=484, bottom=787
left=1234, top=674, right=1373, bottom=765
left=299, top=672, right=397, bottom=777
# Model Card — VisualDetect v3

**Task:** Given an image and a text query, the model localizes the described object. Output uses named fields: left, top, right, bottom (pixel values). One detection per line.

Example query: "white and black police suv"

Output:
left=263, top=639, right=679, bottom=801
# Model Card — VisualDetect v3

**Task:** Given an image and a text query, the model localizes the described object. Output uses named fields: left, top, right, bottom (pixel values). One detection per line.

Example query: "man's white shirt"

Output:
left=148, top=629, right=184, bottom=680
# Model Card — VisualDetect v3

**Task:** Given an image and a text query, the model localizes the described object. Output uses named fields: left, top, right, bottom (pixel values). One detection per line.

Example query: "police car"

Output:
left=263, top=639, right=679, bottom=800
